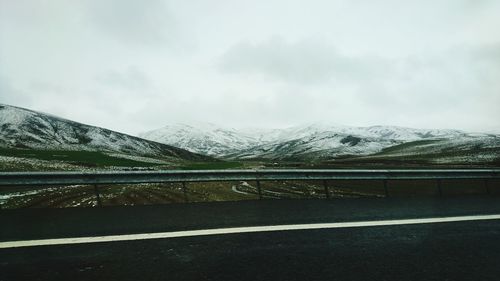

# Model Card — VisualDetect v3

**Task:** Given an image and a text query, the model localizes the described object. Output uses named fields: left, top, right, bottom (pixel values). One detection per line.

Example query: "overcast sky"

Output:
left=1, top=0, right=499, bottom=135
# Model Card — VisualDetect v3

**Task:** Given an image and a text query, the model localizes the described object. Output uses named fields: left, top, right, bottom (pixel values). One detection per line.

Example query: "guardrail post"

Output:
left=436, top=179, right=443, bottom=197
left=181, top=182, right=189, bottom=203
left=383, top=180, right=389, bottom=197
left=323, top=180, right=330, bottom=199
left=484, top=179, right=490, bottom=195
left=256, top=180, right=263, bottom=200
left=93, top=184, right=102, bottom=207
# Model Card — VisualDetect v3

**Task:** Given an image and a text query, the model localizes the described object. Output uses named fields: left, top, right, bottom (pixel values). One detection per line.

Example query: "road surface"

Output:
left=2, top=197, right=500, bottom=281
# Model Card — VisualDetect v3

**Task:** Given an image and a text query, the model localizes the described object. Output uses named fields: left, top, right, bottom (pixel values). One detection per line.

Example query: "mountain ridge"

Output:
left=1, top=104, right=498, bottom=167
left=0, top=104, right=212, bottom=163
left=140, top=121, right=500, bottom=164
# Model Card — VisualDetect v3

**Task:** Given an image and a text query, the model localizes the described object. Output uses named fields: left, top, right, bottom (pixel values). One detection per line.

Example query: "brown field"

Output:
left=1, top=179, right=499, bottom=209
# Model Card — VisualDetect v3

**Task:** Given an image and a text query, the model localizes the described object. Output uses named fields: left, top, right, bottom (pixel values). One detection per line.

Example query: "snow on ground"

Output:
left=432, top=154, right=499, bottom=164
left=231, top=185, right=250, bottom=195
left=0, top=155, right=83, bottom=171
left=0, top=185, right=83, bottom=206
left=0, top=104, right=37, bottom=126
left=0, top=104, right=204, bottom=161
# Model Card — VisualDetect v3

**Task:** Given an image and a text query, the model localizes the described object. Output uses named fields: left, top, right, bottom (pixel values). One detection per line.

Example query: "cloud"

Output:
left=216, top=36, right=500, bottom=131
left=218, top=37, right=390, bottom=84
left=0, top=74, right=32, bottom=106
left=0, top=0, right=499, bottom=134
left=85, top=0, right=177, bottom=46
left=96, top=66, right=152, bottom=91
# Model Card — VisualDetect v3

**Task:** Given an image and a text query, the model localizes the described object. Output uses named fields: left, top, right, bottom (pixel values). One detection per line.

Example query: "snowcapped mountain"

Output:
left=371, top=134, right=500, bottom=163
left=140, top=121, right=497, bottom=162
left=139, top=122, right=262, bottom=156
left=0, top=104, right=210, bottom=162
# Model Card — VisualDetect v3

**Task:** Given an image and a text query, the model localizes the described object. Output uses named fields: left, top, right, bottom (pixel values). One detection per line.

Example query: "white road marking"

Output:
left=1, top=214, right=500, bottom=249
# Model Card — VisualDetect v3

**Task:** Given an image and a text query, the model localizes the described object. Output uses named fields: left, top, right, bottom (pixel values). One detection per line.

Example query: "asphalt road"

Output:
left=2, top=197, right=500, bottom=281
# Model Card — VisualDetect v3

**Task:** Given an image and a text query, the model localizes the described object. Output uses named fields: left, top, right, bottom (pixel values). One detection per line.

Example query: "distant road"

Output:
left=2, top=197, right=500, bottom=280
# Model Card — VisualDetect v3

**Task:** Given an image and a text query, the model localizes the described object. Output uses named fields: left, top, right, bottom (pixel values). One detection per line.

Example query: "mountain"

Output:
left=140, top=122, right=500, bottom=164
left=0, top=104, right=211, bottom=164
left=139, top=122, right=259, bottom=156
left=226, top=124, right=471, bottom=161
left=365, top=135, right=500, bottom=164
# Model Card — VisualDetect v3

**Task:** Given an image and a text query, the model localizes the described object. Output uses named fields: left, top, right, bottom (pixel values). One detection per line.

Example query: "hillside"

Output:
left=139, top=122, right=259, bottom=156
left=369, top=136, right=500, bottom=164
left=140, top=122, right=500, bottom=165
left=0, top=104, right=213, bottom=170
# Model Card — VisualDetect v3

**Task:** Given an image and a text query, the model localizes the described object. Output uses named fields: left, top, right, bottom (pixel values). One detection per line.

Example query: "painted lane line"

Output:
left=2, top=214, right=500, bottom=249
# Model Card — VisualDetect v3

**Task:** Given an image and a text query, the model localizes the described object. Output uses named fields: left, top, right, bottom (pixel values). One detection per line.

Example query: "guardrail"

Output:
left=1, top=169, right=499, bottom=206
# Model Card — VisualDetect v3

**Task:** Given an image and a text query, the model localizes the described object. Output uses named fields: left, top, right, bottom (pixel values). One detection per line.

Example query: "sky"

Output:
left=1, top=0, right=500, bottom=135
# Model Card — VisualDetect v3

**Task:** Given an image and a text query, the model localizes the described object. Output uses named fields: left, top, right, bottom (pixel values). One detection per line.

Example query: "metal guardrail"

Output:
left=1, top=169, right=499, bottom=205
left=1, top=169, right=499, bottom=186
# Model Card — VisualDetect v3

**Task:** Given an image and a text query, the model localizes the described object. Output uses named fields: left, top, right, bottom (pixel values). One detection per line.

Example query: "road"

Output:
left=2, top=197, right=500, bottom=280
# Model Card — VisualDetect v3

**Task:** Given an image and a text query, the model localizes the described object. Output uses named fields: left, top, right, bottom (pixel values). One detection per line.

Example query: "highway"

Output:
left=2, top=197, right=500, bottom=280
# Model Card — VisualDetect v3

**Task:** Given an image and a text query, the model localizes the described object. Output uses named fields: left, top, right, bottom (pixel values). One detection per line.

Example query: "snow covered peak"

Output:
left=160, top=121, right=227, bottom=132
left=0, top=104, right=36, bottom=126
left=139, top=121, right=478, bottom=159
left=140, top=122, right=259, bottom=156
left=364, top=125, right=466, bottom=141
left=0, top=104, right=209, bottom=161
